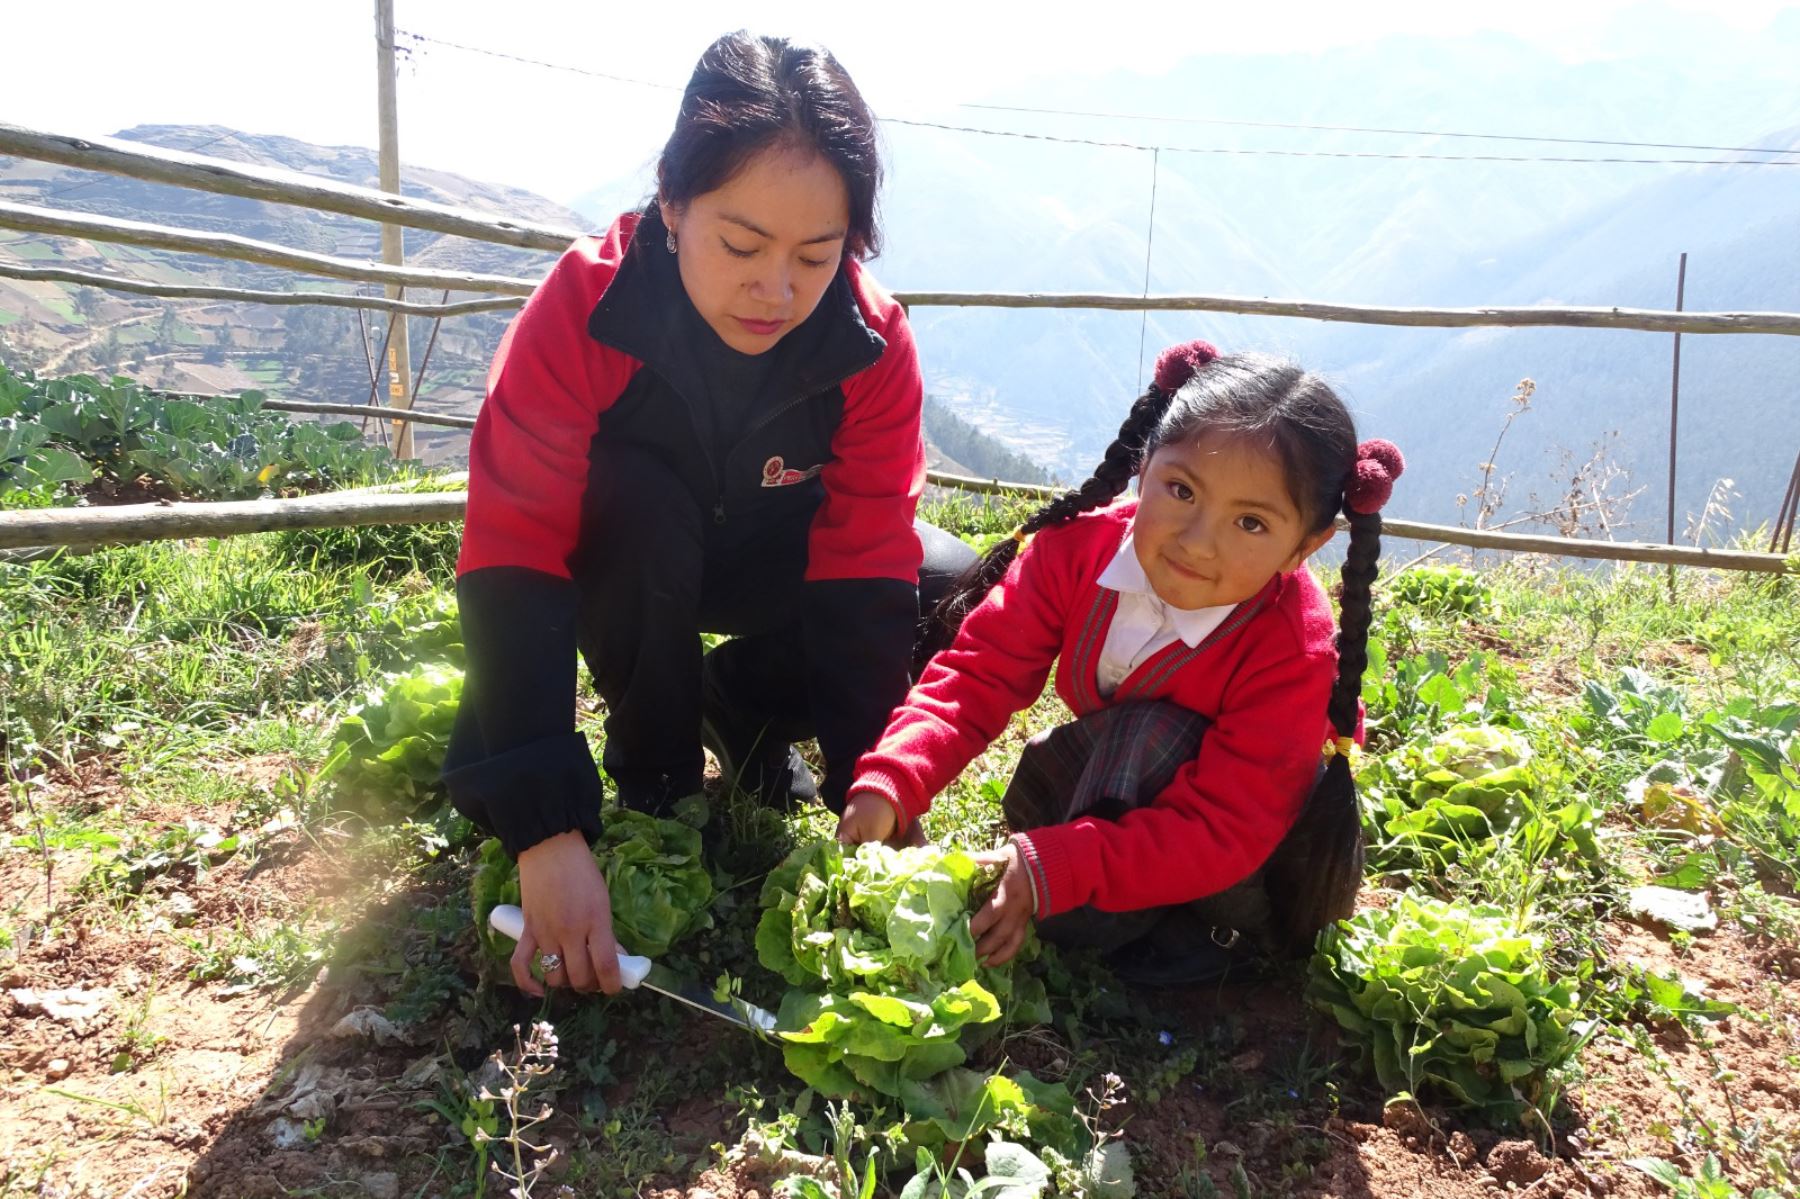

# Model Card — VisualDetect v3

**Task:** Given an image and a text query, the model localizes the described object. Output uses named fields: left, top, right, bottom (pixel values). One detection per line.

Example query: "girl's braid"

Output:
left=926, top=384, right=1174, bottom=652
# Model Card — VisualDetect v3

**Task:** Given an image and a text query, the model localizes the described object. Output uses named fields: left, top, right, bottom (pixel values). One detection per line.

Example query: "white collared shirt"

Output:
left=1094, top=530, right=1235, bottom=698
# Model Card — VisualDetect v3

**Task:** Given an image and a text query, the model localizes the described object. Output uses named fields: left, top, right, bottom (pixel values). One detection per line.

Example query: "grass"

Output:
left=38, top=294, right=78, bottom=321
left=1, top=492, right=1796, bottom=1197
left=242, top=358, right=285, bottom=384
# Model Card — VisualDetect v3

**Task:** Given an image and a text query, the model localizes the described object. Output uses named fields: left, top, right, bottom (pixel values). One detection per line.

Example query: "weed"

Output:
left=474, top=1021, right=564, bottom=1199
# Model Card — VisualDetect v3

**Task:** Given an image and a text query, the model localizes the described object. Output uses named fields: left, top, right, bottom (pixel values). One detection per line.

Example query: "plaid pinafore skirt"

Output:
left=1001, top=700, right=1284, bottom=955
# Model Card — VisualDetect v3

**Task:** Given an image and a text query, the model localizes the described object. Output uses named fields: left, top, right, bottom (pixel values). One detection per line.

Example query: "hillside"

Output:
left=6, top=7, right=1800, bottom=516
left=838, top=14, right=1800, bottom=532
left=0, top=128, right=1059, bottom=479
left=0, top=125, right=576, bottom=465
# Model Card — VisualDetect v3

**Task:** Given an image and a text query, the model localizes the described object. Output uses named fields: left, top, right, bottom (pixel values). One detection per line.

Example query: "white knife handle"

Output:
left=486, top=904, right=650, bottom=989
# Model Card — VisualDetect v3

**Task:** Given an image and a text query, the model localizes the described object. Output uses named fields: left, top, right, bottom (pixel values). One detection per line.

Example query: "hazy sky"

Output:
left=6, top=0, right=1799, bottom=205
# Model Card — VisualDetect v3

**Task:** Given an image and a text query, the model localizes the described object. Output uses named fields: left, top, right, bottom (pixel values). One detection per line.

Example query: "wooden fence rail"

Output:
left=0, top=492, right=467, bottom=551
left=1, top=481, right=1793, bottom=573
left=897, top=292, right=1800, bottom=337
left=257, top=398, right=477, bottom=429
left=6, top=121, right=1800, bottom=335
left=4, top=120, right=1799, bottom=573
left=0, top=200, right=538, bottom=295
left=0, top=262, right=523, bottom=317
left=0, top=123, right=579, bottom=253
left=136, top=392, right=481, bottom=430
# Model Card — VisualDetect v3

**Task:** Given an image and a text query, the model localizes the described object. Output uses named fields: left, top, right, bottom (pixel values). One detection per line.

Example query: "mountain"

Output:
left=0, top=125, right=577, bottom=464
left=827, top=11, right=1800, bottom=536
left=5, top=6, right=1798, bottom=523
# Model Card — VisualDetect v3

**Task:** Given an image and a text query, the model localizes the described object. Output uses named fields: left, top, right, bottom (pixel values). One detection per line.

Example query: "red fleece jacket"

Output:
left=852, top=502, right=1345, bottom=918
left=458, top=211, right=926, bottom=586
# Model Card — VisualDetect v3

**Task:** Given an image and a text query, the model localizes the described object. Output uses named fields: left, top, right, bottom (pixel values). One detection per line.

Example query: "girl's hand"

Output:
left=969, top=841, right=1035, bottom=967
left=836, top=790, right=900, bottom=845
left=513, top=830, right=623, bottom=998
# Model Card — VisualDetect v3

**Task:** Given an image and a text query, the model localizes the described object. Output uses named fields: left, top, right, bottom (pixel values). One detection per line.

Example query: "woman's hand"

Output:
left=969, top=841, right=1035, bottom=967
left=836, top=790, right=900, bottom=845
left=513, top=830, right=623, bottom=998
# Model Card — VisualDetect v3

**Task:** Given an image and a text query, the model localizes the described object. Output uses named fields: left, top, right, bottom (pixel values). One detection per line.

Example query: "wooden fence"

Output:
left=0, top=478, right=1791, bottom=575
left=2, top=119, right=1797, bottom=573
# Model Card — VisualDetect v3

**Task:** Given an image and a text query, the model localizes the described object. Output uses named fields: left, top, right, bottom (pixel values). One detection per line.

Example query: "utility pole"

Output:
left=1665, top=252, right=1686, bottom=599
left=375, top=0, right=415, bottom=459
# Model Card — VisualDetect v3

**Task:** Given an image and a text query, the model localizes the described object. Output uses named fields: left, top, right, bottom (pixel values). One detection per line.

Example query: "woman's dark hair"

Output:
left=656, top=31, right=882, bottom=257
left=930, top=346, right=1395, bottom=953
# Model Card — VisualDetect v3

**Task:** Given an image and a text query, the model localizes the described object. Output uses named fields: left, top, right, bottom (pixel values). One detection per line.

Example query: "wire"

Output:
left=1135, top=148, right=1159, bottom=392
left=397, top=29, right=1800, bottom=167
left=959, top=101, right=1800, bottom=157
left=394, top=30, right=679, bottom=91
left=31, top=131, right=241, bottom=203
left=885, top=117, right=1800, bottom=165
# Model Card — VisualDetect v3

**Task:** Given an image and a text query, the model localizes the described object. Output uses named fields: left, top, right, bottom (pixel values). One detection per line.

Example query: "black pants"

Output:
left=571, top=444, right=974, bottom=809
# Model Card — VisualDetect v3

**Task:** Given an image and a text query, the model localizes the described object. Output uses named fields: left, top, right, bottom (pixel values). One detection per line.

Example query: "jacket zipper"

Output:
left=593, top=309, right=880, bottom=526
left=711, top=359, right=874, bottom=526
left=662, top=389, right=729, bottom=524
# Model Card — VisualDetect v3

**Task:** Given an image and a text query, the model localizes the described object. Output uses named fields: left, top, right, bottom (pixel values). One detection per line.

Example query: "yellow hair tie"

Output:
left=1011, top=525, right=1034, bottom=550
left=1322, top=736, right=1358, bottom=762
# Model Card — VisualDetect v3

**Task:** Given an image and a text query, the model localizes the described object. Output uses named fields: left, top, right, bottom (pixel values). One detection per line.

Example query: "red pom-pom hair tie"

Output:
left=1152, top=339, right=1220, bottom=394
left=1344, top=438, right=1405, bottom=515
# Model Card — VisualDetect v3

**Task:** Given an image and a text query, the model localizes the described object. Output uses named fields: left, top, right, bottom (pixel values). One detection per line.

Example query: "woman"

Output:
left=443, top=31, right=973, bottom=998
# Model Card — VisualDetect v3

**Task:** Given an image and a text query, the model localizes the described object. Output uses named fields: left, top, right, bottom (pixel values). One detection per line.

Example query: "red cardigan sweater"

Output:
left=851, top=502, right=1344, bottom=918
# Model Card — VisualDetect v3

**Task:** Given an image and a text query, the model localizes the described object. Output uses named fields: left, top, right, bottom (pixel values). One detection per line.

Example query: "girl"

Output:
left=445, top=31, right=973, bottom=999
left=837, top=340, right=1403, bottom=983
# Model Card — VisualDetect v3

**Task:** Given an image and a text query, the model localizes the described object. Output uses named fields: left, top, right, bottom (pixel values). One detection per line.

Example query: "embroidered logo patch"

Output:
left=760, top=456, right=824, bottom=487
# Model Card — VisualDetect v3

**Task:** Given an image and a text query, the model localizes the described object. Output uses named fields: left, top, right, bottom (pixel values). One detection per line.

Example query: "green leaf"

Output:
left=980, top=1142, right=1051, bottom=1199
left=1416, top=673, right=1465, bottom=713
left=1306, top=896, right=1584, bottom=1125
left=898, top=1170, right=938, bottom=1199
left=1627, top=1158, right=1684, bottom=1189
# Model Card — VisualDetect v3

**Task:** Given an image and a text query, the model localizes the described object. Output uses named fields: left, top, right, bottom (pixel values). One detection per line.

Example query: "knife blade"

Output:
left=486, top=904, right=780, bottom=1036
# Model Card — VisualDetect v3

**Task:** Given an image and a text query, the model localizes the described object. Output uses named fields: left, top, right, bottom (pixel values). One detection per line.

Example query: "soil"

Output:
left=78, top=475, right=184, bottom=506
left=3, top=777, right=1796, bottom=1199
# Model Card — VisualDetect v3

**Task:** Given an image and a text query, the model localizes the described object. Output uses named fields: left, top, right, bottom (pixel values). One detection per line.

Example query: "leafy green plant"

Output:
left=746, top=842, right=1089, bottom=1183
left=1575, top=668, right=1692, bottom=754
left=78, top=820, right=243, bottom=900
left=1360, top=646, right=1524, bottom=748
left=756, top=840, right=1050, bottom=1104
left=0, top=417, right=91, bottom=495
left=1385, top=565, right=1492, bottom=616
left=1629, top=1153, right=1783, bottom=1199
left=1606, top=962, right=1738, bottom=1028
left=1360, top=725, right=1593, bottom=869
left=1307, top=896, right=1592, bottom=1126
left=1628, top=701, right=1799, bottom=882
left=318, top=662, right=462, bottom=825
left=354, top=586, right=465, bottom=669
left=470, top=808, right=715, bottom=961
left=1706, top=703, right=1800, bottom=859
left=0, top=365, right=400, bottom=501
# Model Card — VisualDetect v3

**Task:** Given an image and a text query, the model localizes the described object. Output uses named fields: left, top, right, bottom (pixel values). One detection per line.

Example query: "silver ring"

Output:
left=537, top=952, right=563, bottom=973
